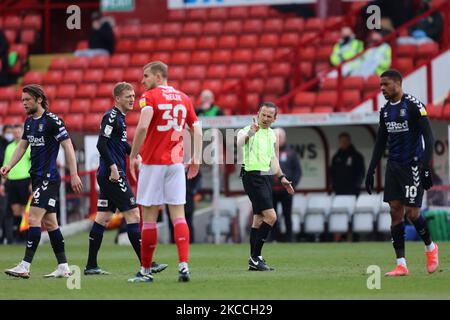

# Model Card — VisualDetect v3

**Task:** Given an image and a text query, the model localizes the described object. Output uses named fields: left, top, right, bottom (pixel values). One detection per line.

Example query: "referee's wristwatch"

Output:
left=278, top=174, right=286, bottom=183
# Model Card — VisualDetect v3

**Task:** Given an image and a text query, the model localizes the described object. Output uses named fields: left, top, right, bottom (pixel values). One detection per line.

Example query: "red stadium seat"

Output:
left=89, top=55, right=110, bottom=69
left=84, top=69, right=104, bottom=83
left=316, top=91, right=337, bottom=107
left=187, top=8, right=208, bottom=21
left=246, top=93, right=260, bottom=111
left=191, top=51, right=211, bottom=64
left=396, top=44, right=417, bottom=58
left=304, top=18, right=324, bottom=32
left=130, top=53, right=151, bottom=67
left=342, top=90, right=361, bottom=110
left=259, top=34, right=279, bottom=47
left=211, top=50, right=232, bottom=64
left=227, top=63, right=248, bottom=79
left=246, top=78, right=264, bottom=93
left=162, top=22, right=183, bottom=37
left=171, top=52, right=191, bottom=65
left=77, top=84, right=97, bottom=99
left=426, top=103, right=443, bottom=119
left=168, top=9, right=186, bottom=21
left=4, top=30, right=17, bottom=43
left=324, top=16, right=343, bottom=29
left=343, top=76, right=365, bottom=91
left=57, top=85, right=77, bottom=99
left=20, top=29, right=36, bottom=45
left=364, top=75, right=380, bottom=92
left=123, top=68, right=142, bottom=83
left=206, top=64, right=227, bottom=79
left=185, top=65, right=206, bottom=79
left=97, top=83, right=115, bottom=98
left=156, top=38, right=177, bottom=51
left=202, top=79, right=222, bottom=94
left=321, top=77, right=337, bottom=91
left=217, top=94, right=239, bottom=112
left=232, top=49, right=253, bottom=63
left=264, top=77, right=285, bottom=95
left=169, top=66, right=186, bottom=80
left=120, top=25, right=141, bottom=39
left=71, top=99, right=91, bottom=114
left=141, top=24, right=162, bottom=37
left=181, top=80, right=202, bottom=96
left=218, top=35, right=238, bottom=49
left=321, top=31, right=341, bottom=46
left=23, top=71, right=44, bottom=85
left=284, top=17, right=304, bottom=32
left=151, top=52, right=171, bottom=64
left=76, top=40, right=88, bottom=50
left=393, top=57, right=414, bottom=75
left=23, top=14, right=42, bottom=30
left=136, top=39, right=155, bottom=53
left=67, top=57, right=89, bottom=69
left=243, top=20, right=263, bottom=33
left=228, top=7, right=249, bottom=19
left=9, top=101, right=25, bottom=116
left=0, top=101, right=7, bottom=116
left=64, top=114, right=84, bottom=131
left=126, top=111, right=140, bottom=126
left=238, top=34, right=258, bottom=48
left=202, top=21, right=223, bottom=35
left=51, top=100, right=70, bottom=115
left=183, top=22, right=203, bottom=36
left=280, top=33, right=300, bottom=47
left=270, top=62, right=291, bottom=77
left=443, top=103, right=450, bottom=120
left=43, top=70, right=63, bottom=85
left=84, top=114, right=104, bottom=132
left=177, top=37, right=197, bottom=51
left=103, top=69, right=124, bottom=83
left=317, top=45, right=333, bottom=62
left=4, top=16, right=22, bottom=30
left=9, top=44, right=28, bottom=59
left=223, top=20, right=243, bottom=34
left=4, top=115, right=25, bottom=125
left=209, top=7, right=228, bottom=20
left=115, top=39, right=134, bottom=53
left=264, top=18, right=283, bottom=33
left=44, top=85, right=57, bottom=99
left=63, top=70, right=83, bottom=84
left=249, top=63, right=267, bottom=77
left=249, top=6, right=271, bottom=18
left=253, top=48, right=274, bottom=63
left=91, top=98, right=112, bottom=113
left=293, top=92, right=316, bottom=107
left=109, top=54, right=129, bottom=68
left=50, top=57, right=69, bottom=70
left=197, top=36, right=217, bottom=50
left=416, top=42, right=439, bottom=59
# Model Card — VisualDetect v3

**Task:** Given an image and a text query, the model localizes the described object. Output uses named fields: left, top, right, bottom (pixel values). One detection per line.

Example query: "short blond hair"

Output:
left=113, top=82, right=134, bottom=98
left=143, top=61, right=168, bottom=79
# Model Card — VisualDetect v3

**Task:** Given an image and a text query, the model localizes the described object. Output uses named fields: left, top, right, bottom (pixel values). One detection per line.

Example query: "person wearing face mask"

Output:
left=329, top=26, right=364, bottom=77
left=195, top=89, right=224, bottom=117
left=0, top=125, right=13, bottom=244
left=2, top=124, right=31, bottom=244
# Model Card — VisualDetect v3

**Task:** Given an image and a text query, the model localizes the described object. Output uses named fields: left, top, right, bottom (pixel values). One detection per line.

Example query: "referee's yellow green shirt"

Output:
left=241, top=125, right=276, bottom=172
left=3, top=141, right=31, bottom=180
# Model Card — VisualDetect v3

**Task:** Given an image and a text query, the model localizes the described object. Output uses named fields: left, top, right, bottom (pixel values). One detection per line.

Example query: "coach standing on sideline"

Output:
left=237, top=102, right=294, bottom=272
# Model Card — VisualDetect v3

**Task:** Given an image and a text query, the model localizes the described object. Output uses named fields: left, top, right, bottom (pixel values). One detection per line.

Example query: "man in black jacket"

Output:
left=75, top=12, right=115, bottom=57
left=330, top=132, right=365, bottom=196
left=0, top=29, right=10, bottom=86
left=272, top=128, right=302, bottom=242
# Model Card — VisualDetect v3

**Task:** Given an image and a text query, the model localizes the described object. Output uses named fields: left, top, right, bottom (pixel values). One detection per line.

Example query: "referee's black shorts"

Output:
left=5, top=178, right=31, bottom=206
left=242, top=171, right=274, bottom=215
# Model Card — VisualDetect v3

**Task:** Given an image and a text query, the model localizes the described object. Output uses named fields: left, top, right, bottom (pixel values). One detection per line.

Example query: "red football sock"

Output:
left=173, top=217, right=190, bottom=263
left=141, top=222, right=157, bottom=269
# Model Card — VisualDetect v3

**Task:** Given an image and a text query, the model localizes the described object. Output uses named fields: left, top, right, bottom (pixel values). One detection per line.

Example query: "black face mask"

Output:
left=342, top=36, right=351, bottom=44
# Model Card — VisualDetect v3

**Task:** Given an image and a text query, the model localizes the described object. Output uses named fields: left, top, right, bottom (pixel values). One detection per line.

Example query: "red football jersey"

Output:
left=138, top=85, right=199, bottom=165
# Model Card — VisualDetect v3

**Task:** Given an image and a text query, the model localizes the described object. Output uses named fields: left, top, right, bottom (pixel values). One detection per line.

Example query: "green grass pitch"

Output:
left=0, top=231, right=449, bottom=300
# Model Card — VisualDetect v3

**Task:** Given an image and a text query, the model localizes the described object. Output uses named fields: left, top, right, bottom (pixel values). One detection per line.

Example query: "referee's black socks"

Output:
left=253, top=222, right=272, bottom=258
left=391, top=222, right=405, bottom=259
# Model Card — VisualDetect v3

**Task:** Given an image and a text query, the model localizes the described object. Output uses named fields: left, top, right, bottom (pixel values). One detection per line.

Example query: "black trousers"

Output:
left=272, top=190, right=293, bottom=242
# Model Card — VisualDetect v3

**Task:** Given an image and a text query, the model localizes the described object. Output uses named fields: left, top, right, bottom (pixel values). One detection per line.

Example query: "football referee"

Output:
left=237, top=102, right=294, bottom=271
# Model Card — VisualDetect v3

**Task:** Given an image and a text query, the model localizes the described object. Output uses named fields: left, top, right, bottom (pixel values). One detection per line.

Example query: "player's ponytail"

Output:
left=23, top=84, right=49, bottom=111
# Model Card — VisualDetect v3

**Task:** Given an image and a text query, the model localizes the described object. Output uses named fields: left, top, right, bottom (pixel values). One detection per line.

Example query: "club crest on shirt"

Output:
left=38, top=124, right=44, bottom=132
left=400, top=109, right=406, bottom=117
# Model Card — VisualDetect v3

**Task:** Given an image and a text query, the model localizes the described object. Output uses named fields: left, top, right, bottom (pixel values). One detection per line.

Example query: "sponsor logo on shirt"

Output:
left=386, top=120, right=409, bottom=133
left=27, top=135, right=45, bottom=146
